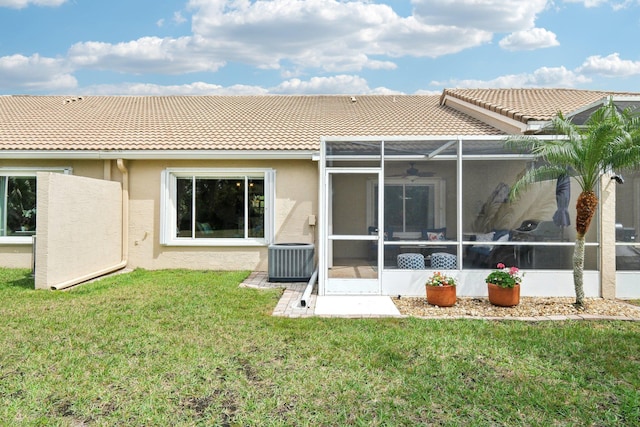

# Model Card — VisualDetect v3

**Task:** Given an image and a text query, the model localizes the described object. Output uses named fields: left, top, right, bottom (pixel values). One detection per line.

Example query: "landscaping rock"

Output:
left=393, top=297, right=640, bottom=320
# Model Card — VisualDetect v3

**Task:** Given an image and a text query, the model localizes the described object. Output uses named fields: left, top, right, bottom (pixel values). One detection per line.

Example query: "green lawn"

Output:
left=1, top=268, right=639, bottom=426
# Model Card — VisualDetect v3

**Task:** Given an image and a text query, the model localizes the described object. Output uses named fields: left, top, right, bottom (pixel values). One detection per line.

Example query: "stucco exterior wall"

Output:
left=0, top=245, right=33, bottom=269
left=125, top=159, right=318, bottom=271
left=0, top=160, right=107, bottom=268
left=35, top=172, right=123, bottom=289
left=0, top=158, right=319, bottom=272
left=0, top=159, right=107, bottom=179
left=600, top=175, right=617, bottom=298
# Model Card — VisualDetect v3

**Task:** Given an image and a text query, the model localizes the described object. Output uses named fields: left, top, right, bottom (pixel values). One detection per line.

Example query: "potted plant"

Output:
left=425, top=271, right=457, bottom=307
left=485, top=263, right=523, bottom=307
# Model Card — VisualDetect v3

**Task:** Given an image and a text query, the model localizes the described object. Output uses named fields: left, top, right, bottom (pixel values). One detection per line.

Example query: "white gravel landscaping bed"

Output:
left=393, top=297, right=640, bottom=320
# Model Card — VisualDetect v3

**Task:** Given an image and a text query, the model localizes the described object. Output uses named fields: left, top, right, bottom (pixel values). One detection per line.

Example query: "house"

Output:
left=1, top=89, right=639, bottom=299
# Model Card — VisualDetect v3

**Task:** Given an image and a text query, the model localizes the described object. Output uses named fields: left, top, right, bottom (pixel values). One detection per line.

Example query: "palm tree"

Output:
left=508, top=98, right=640, bottom=308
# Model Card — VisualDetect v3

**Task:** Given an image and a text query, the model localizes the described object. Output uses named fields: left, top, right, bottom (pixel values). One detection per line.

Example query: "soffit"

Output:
left=570, top=99, right=640, bottom=125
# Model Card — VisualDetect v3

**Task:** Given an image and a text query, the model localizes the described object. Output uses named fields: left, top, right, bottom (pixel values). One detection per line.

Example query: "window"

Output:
left=161, top=168, right=275, bottom=246
left=368, top=178, right=445, bottom=234
left=383, top=183, right=434, bottom=232
left=1, top=176, right=36, bottom=237
left=0, top=168, right=71, bottom=243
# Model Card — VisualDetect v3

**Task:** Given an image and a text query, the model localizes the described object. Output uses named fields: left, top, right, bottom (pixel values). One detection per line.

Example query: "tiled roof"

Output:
left=3, top=90, right=639, bottom=152
left=441, top=88, right=640, bottom=123
left=0, top=95, right=501, bottom=152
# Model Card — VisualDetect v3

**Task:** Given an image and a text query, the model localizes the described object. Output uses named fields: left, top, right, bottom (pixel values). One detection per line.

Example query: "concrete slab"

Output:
left=314, top=295, right=401, bottom=317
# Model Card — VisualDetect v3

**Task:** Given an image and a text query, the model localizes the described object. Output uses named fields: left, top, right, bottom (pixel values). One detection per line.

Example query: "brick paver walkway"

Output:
left=240, top=271, right=316, bottom=317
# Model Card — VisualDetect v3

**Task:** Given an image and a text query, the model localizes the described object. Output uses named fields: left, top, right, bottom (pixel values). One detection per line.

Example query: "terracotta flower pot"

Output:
left=487, top=283, right=520, bottom=307
left=426, top=285, right=456, bottom=307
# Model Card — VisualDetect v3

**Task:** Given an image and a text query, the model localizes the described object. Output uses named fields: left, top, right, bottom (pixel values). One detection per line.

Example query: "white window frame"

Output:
left=367, top=177, right=446, bottom=234
left=0, top=167, right=72, bottom=244
left=160, top=168, right=276, bottom=246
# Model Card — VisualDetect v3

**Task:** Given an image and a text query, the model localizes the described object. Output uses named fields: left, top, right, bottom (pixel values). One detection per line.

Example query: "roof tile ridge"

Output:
left=440, top=88, right=502, bottom=111
left=441, top=88, right=530, bottom=124
left=440, top=88, right=477, bottom=106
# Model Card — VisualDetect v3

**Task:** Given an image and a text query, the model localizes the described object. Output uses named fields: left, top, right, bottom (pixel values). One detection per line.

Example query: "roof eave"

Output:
left=440, top=93, right=529, bottom=135
left=525, top=121, right=553, bottom=134
left=0, top=149, right=319, bottom=160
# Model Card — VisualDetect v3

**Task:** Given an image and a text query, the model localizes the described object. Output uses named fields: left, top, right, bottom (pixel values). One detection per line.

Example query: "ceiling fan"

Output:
left=391, top=162, right=434, bottom=179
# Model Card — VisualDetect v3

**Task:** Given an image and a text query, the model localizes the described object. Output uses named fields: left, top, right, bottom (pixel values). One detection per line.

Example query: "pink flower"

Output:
left=486, top=263, right=523, bottom=288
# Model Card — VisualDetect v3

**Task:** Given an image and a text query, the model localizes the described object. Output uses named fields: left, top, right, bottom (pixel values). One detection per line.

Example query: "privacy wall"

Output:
left=35, top=173, right=122, bottom=289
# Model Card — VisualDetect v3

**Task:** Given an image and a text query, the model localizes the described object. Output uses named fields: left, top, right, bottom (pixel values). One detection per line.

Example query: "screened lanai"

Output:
left=615, top=168, right=640, bottom=298
left=318, top=136, right=602, bottom=297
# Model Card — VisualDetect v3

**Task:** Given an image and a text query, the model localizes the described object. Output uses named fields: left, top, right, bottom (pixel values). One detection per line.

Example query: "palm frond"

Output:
left=506, top=97, right=640, bottom=199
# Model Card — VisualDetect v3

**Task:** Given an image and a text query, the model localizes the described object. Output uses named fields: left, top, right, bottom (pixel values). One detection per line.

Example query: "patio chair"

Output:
left=466, top=229, right=515, bottom=268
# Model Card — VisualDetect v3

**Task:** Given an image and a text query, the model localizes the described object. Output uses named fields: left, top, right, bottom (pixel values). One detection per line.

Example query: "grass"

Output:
left=1, top=268, right=639, bottom=426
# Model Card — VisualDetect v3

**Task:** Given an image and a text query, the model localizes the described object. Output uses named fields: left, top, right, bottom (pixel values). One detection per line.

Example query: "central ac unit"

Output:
left=268, top=243, right=315, bottom=282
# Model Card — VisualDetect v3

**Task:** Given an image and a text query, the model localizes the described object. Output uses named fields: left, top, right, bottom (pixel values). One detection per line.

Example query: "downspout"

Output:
left=117, top=159, right=130, bottom=264
left=300, top=266, right=318, bottom=307
left=50, top=159, right=129, bottom=290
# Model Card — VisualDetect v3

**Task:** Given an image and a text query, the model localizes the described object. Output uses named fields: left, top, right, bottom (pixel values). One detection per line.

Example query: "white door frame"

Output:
left=319, top=167, right=382, bottom=295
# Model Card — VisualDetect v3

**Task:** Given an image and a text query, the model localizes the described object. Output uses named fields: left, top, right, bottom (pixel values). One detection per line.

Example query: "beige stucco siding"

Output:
left=0, top=159, right=108, bottom=179
left=600, top=175, right=616, bottom=298
left=1, top=158, right=318, bottom=272
left=125, top=159, right=318, bottom=271
left=0, top=245, right=33, bottom=269
left=0, top=160, right=107, bottom=268
left=35, top=172, right=123, bottom=289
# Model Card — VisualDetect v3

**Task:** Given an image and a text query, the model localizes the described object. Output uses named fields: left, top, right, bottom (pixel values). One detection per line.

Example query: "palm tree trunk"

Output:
left=573, top=236, right=585, bottom=308
left=573, top=190, right=597, bottom=309
left=576, top=191, right=598, bottom=235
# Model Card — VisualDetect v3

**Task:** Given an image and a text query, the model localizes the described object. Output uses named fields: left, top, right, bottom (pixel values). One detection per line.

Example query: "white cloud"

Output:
left=186, top=0, right=494, bottom=73
left=373, top=16, right=492, bottom=58
left=6, top=0, right=634, bottom=95
left=414, top=89, right=442, bottom=95
left=562, top=0, right=615, bottom=7
left=156, top=12, right=187, bottom=28
left=82, top=75, right=399, bottom=95
left=412, top=0, right=548, bottom=32
left=432, top=65, right=591, bottom=88
left=58, top=0, right=500, bottom=78
left=430, top=51, right=640, bottom=91
left=173, top=11, right=187, bottom=24
left=577, top=53, right=640, bottom=77
left=68, top=36, right=226, bottom=74
left=271, top=75, right=398, bottom=94
left=563, top=0, right=637, bottom=10
left=611, top=0, right=636, bottom=11
left=0, top=0, right=66, bottom=8
left=0, top=54, right=76, bottom=92
left=84, top=81, right=268, bottom=96
left=499, top=28, right=560, bottom=51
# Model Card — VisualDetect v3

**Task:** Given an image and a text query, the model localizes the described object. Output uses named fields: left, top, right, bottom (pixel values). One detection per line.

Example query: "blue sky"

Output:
left=0, top=0, right=639, bottom=95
